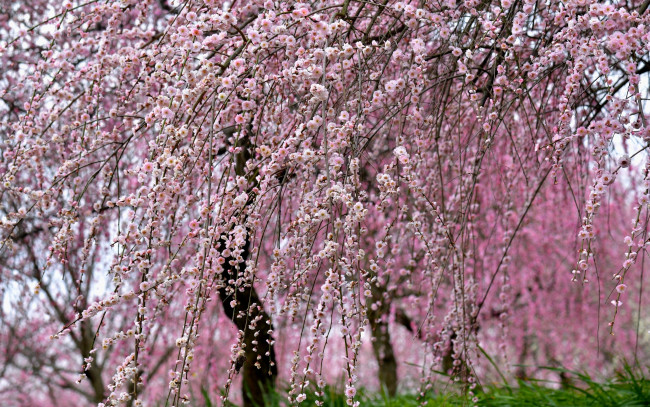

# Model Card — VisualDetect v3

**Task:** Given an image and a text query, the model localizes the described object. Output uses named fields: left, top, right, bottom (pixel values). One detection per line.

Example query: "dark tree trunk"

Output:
left=515, top=334, right=529, bottom=381
left=367, top=287, right=398, bottom=397
left=215, top=123, right=277, bottom=406
left=441, top=330, right=471, bottom=383
left=368, top=317, right=398, bottom=397
left=218, top=238, right=277, bottom=407
left=79, top=320, right=106, bottom=403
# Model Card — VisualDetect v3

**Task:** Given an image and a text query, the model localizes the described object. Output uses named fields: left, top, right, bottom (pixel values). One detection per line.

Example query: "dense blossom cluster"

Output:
left=1, top=0, right=649, bottom=406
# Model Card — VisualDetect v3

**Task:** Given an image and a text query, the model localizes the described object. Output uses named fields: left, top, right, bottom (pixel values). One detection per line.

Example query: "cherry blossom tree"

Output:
left=1, top=0, right=650, bottom=406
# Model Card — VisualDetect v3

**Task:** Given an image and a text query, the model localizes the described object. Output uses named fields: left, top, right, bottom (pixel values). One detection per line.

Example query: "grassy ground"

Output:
left=211, top=365, right=650, bottom=407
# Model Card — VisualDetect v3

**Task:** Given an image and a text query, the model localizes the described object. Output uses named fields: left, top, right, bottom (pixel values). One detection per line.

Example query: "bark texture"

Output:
left=218, top=238, right=277, bottom=407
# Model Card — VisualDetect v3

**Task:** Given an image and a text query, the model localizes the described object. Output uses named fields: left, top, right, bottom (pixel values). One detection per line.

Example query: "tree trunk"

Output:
left=368, top=317, right=398, bottom=397
left=218, top=238, right=277, bottom=407
left=441, top=330, right=471, bottom=382
left=216, top=124, right=277, bottom=406
left=367, top=287, right=398, bottom=397
left=79, top=320, right=106, bottom=403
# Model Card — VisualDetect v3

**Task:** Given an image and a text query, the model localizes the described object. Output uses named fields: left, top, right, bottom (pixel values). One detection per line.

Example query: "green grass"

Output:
left=474, top=365, right=650, bottom=407
left=253, top=384, right=464, bottom=407
left=199, top=364, right=650, bottom=406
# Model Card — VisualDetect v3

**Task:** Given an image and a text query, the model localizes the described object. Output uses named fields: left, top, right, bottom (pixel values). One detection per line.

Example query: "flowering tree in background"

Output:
left=1, top=0, right=650, bottom=406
